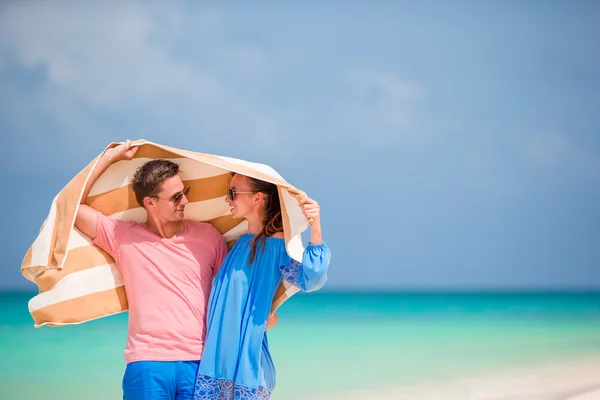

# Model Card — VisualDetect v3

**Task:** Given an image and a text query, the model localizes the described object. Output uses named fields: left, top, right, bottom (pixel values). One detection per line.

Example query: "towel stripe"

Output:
left=34, top=247, right=114, bottom=292
left=50, top=157, right=97, bottom=269
left=29, top=264, right=123, bottom=312
left=31, top=287, right=128, bottom=327
left=67, top=228, right=94, bottom=252
left=22, top=247, right=33, bottom=281
left=133, top=146, right=184, bottom=160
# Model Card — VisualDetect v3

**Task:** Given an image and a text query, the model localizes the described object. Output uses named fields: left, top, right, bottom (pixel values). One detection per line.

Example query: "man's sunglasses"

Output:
left=151, top=187, right=190, bottom=205
left=227, top=188, right=256, bottom=201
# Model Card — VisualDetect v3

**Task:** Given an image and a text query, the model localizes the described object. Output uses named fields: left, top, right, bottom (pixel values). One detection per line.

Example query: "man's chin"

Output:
left=173, top=213, right=185, bottom=221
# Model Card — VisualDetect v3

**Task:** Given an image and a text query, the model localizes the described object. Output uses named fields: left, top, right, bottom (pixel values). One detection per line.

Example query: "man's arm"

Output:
left=212, top=231, right=229, bottom=278
left=75, top=140, right=138, bottom=239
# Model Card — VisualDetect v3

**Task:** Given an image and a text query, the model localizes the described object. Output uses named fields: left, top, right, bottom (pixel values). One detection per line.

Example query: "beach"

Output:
left=317, top=356, right=600, bottom=400
left=2, top=291, right=600, bottom=400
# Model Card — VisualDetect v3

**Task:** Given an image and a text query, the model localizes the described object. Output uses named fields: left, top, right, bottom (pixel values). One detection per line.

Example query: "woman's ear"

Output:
left=254, top=192, right=264, bottom=202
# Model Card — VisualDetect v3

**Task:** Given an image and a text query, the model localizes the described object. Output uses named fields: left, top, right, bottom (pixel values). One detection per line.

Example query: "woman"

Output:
left=193, top=173, right=331, bottom=399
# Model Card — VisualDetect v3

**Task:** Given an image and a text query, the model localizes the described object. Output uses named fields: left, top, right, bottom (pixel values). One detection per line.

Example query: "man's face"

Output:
left=147, top=175, right=189, bottom=222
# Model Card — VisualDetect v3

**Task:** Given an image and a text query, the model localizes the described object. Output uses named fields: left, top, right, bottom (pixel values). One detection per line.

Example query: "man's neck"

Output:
left=145, top=219, right=185, bottom=239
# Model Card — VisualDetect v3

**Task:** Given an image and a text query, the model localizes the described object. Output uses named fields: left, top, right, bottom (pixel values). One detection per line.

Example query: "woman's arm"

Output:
left=299, top=197, right=322, bottom=244
left=280, top=196, right=330, bottom=292
left=280, top=243, right=331, bottom=292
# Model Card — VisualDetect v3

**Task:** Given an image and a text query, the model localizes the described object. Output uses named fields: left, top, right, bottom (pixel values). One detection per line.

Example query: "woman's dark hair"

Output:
left=239, top=174, right=283, bottom=265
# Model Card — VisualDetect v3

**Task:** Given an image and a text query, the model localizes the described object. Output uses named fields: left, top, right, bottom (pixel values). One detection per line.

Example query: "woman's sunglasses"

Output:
left=151, top=187, right=190, bottom=205
left=227, top=188, right=256, bottom=201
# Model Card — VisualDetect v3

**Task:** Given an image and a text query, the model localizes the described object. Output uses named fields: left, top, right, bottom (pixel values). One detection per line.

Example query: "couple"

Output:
left=74, top=140, right=331, bottom=400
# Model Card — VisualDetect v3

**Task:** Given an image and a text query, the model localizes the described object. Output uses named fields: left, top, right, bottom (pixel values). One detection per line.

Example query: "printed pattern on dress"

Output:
left=194, top=374, right=271, bottom=400
left=279, top=259, right=302, bottom=288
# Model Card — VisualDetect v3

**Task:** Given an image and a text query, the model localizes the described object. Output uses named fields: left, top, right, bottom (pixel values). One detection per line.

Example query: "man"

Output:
left=75, top=140, right=228, bottom=399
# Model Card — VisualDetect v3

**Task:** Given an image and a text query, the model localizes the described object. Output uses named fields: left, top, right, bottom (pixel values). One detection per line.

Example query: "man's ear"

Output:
left=143, top=196, right=154, bottom=208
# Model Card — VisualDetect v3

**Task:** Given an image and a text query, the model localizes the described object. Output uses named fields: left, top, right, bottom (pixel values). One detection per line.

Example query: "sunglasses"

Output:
left=151, top=187, right=190, bottom=205
left=227, top=188, right=256, bottom=201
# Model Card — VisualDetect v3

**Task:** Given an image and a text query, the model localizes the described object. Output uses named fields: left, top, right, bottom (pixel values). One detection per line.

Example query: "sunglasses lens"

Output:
left=172, top=187, right=190, bottom=204
left=227, top=188, right=235, bottom=200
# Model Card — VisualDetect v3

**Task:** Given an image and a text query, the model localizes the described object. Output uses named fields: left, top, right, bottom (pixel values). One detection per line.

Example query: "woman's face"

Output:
left=226, top=174, right=259, bottom=220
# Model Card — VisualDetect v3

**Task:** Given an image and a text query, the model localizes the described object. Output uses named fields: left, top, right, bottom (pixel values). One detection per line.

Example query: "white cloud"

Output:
left=321, top=70, right=426, bottom=145
left=344, top=70, right=425, bottom=103
left=0, top=1, right=429, bottom=159
left=520, top=131, right=600, bottom=177
left=522, top=131, right=569, bottom=168
left=0, top=1, right=287, bottom=155
left=0, top=1, right=223, bottom=108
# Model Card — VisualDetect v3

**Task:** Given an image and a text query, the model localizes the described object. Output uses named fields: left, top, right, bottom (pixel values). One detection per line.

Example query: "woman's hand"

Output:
left=300, top=197, right=323, bottom=244
left=265, top=312, right=279, bottom=330
left=300, top=197, right=320, bottom=224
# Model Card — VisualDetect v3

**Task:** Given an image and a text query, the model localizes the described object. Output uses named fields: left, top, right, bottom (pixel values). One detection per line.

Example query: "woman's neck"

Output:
left=246, top=214, right=263, bottom=234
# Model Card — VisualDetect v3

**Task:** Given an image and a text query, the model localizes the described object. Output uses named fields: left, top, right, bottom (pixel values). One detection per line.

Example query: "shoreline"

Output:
left=311, top=355, right=600, bottom=400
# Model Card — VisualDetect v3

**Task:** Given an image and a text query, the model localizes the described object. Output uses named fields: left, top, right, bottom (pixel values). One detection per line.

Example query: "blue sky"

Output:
left=1, top=0, right=599, bottom=291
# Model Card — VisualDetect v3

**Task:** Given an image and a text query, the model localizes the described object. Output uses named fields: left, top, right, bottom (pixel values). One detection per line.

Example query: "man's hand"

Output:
left=266, top=312, right=279, bottom=330
left=75, top=139, right=138, bottom=240
left=105, top=139, right=138, bottom=163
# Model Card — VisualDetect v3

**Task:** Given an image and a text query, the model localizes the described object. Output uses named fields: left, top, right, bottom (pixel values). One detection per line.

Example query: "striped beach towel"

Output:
left=22, top=139, right=311, bottom=327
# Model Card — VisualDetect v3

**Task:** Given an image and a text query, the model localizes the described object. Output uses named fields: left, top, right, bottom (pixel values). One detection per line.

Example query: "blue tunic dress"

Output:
left=193, top=234, right=331, bottom=400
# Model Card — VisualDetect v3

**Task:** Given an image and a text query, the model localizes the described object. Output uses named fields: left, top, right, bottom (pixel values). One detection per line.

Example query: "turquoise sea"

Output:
left=2, top=291, right=600, bottom=399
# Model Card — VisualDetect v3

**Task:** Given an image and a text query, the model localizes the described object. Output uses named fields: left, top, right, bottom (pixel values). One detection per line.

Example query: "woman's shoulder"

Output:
left=269, top=231, right=285, bottom=239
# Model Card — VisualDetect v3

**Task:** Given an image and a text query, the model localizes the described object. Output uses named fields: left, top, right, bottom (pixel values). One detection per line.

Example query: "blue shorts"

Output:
left=122, top=360, right=200, bottom=400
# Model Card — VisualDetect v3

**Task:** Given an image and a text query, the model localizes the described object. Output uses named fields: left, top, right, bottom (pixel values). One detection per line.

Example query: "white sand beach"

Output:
left=316, top=356, right=600, bottom=400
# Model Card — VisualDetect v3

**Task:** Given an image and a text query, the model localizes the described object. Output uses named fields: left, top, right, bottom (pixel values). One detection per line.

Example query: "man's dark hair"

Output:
left=132, top=160, right=180, bottom=207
